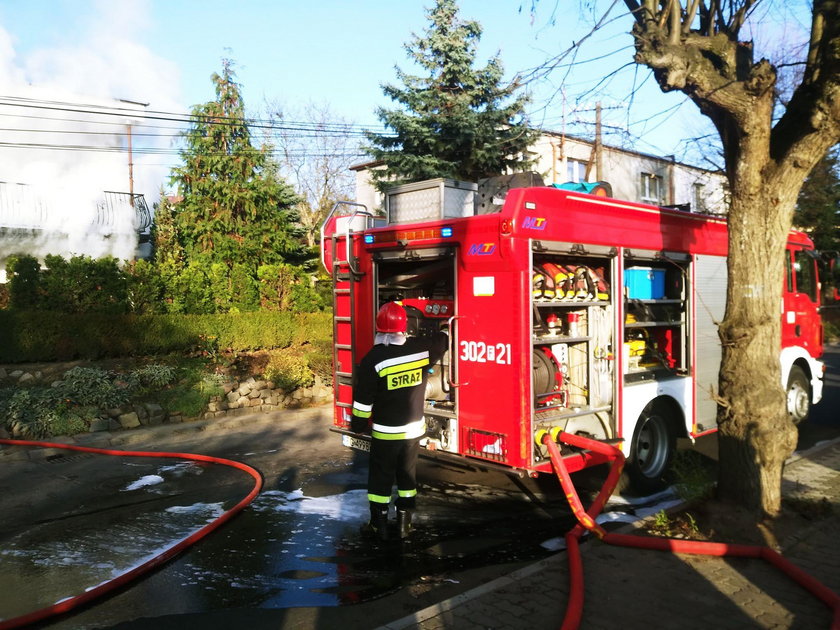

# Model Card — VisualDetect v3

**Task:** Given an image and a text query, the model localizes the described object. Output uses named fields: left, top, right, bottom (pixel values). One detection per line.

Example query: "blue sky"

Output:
left=0, top=0, right=811, bottom=201
left=0, top=1, right=699, bottom=147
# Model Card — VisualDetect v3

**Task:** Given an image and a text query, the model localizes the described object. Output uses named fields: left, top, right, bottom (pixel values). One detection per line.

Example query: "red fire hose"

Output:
left=544, top=432, right=840, bottom=630
left=0, top=439, right=263, bottom=630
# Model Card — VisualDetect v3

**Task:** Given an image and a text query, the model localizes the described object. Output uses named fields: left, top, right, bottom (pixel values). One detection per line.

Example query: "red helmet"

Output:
left=376, top=302, right=407, bottom=333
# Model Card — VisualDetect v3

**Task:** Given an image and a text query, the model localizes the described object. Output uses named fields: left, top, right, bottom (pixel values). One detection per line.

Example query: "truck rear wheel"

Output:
left=626, top=402, right=675, bottom=494
left=786, top=365, right=811, bottom=424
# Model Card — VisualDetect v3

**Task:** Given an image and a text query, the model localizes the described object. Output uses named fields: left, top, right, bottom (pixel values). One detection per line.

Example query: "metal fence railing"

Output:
left=0, top=182, right=150, bottom=233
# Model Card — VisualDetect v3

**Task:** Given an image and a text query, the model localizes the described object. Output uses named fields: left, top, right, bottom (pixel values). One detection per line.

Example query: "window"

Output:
left=818, top=255, right=840, bottom=304
left=785, top=251, right=793, bottom=292
left=567, top=159, right=588, bottom=183
left=692, top=183, right=706, bottom=213
left=794, top=250, right=817, bottom=301
left=640, top=172, right=663, bottom=203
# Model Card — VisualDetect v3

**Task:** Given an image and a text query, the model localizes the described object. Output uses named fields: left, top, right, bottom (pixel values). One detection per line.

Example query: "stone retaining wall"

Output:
left=213, top=375, right=333, bottom=419
left=0, top=366, right=333, bottom=433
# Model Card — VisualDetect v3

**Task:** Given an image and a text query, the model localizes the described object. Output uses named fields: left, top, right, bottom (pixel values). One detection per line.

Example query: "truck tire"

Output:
left=626, top=402, right=675, bottom=494
left=786, top=365, right=811, bottom=424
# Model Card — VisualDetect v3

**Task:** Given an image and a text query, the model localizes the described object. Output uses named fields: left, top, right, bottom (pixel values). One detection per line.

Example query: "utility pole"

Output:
left=127, top=123, right=134, bottom=197
left=117, top=99, right=149, bottom=198
left=595, top=102, right=602, bottom=182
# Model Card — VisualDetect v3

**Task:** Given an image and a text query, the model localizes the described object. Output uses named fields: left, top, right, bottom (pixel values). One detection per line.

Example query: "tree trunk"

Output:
left=713, top=85, right=807, bottom=517
left=716, top=191, right=798, bottom=517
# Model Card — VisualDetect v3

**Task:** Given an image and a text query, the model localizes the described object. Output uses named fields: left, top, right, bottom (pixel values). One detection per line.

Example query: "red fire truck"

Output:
left=320, top=178, right=828, bottom=492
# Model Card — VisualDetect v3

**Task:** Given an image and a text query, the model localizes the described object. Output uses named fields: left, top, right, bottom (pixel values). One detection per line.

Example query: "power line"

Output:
left=0, top=140, right=367, bottom=159
left=0, top=95, right=392, bottom=135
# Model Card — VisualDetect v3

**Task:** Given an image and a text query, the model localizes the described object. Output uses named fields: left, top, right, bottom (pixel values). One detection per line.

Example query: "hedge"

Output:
left=0, top=310, right=332, bottom=363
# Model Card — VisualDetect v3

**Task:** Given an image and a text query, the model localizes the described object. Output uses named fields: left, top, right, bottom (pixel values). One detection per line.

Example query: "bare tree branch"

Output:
left=683, top=0, right=701, bottom=35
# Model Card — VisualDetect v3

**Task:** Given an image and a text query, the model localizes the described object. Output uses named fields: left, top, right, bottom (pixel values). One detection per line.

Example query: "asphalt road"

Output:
left=797, top=342, right=840, bottom=452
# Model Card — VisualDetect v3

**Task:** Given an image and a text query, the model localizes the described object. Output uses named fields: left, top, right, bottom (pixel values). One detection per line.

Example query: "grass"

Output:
left=670, top=449, right=716, bottom=502
left=148, top=357, right=225, bottom=418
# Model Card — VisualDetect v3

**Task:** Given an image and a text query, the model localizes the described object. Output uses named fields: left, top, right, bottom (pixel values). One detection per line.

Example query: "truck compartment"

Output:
left=373, top=249, right=458, bottom=455
left=530, top=249, right=616, bottom=466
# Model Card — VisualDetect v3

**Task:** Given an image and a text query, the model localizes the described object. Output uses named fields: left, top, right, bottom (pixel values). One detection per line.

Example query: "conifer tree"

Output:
left=366, top=0, right=538, bottom=189
left=170, top=60, right=305, bottom=269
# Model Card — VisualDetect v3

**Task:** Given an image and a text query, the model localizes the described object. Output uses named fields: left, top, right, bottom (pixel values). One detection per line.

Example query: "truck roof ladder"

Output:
left=323, top=202, right=375, bottom=418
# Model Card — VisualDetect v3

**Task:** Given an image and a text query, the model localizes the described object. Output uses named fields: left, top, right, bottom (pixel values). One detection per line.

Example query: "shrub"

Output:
left=3, top=253, right=326, bottom=316
left=125, top=259, right=164, bottom=314
left=0, top=387, right=64, bottom=438
left=206, top=263, right=230, bottom=313
left=306, top=338, right=333, bottom=382
left=0, top=363, right=185, bottom=437
left=258, top=263, right=326, bottom=313
left=58, top=367, right=131, bottom=408
left=264, top=350, right=315, bottom=391
left=6, top=254, right=40, bottom=310
left=230, top=263, right=260, bottom=312
left=46, top=413, right=90, bottom=437
left=178, top=262, right=216, bottom=315
left=289, top=282, right=325, bottom=313
left=154, top=365, right=224, bottom=418
left=40, top=255, right=128, bottom=314
left=0, top=311, right=330, bottom=362
left=129, top=364, right=178, bottom=388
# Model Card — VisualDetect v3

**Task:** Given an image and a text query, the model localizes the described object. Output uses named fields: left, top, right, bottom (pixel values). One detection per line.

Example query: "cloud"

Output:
left=23, top=0, right=179, bottom=105
left=0, top=0, right=183, bottom=265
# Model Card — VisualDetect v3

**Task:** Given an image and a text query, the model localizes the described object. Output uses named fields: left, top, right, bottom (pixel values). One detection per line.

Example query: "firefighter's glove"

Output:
left=350, top=417, right=370, bottom=435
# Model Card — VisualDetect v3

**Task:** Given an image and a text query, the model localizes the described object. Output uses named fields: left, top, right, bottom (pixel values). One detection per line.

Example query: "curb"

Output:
left=0, top=403, right=334, bottom=459
left=379, top=554, right=566, bottom=630
left=787, top=434, right=840, bottom=465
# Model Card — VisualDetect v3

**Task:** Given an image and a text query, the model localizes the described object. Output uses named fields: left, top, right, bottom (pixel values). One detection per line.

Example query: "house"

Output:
left=0, top=183, right=152, bottom=283
left=351, top=130, right=728, bottom=215
left=0, top=92, right=156, bottom=283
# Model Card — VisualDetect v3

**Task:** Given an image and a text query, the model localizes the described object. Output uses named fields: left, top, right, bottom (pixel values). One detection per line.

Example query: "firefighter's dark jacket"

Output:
left=351, top=332, right=447, bottom=438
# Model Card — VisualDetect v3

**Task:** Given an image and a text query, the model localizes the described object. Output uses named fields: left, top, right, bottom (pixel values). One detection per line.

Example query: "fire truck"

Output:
left=320, top=177, right=828, bottom=492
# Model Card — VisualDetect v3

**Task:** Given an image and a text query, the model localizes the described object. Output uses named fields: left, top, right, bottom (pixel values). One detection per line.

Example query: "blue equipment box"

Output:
left=625, top=267, right=665, bottom=300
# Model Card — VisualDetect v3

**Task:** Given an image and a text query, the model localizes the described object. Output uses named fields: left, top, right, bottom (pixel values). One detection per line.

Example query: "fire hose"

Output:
left=544, top=432, right=840, bottom=630
left=0, top=439, right=263, bottom=630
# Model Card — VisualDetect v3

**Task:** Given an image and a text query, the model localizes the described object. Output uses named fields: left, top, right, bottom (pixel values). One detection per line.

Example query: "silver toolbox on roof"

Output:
left=386, top=178, right=476, bottom=224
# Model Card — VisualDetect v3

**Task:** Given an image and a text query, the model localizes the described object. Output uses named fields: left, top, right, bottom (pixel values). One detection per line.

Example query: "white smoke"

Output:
left=0, top=0, right=184, bottom=273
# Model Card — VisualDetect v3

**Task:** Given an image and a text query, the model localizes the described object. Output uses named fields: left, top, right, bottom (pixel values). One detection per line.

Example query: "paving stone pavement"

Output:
left=380, top=440, right=840, bottom=630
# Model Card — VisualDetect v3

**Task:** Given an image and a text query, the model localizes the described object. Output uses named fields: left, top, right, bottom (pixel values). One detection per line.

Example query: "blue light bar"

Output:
left=441, top=226, right=453, bottom=238
left=364, top=234, right=374, bottom=244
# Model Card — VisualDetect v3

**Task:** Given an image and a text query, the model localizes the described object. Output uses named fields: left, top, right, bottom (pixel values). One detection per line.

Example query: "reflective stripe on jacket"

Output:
left=352, top=332, right=447, bottom=435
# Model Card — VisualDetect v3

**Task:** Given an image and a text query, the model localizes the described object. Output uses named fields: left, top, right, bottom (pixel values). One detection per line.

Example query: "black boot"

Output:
left=396, top=509, right=413, bottom=539
left=361, top=505, right=389, bottom=541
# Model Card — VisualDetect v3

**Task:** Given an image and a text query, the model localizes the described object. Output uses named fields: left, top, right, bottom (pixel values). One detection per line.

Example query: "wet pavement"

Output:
left=0, top=408, right=584, bottom=629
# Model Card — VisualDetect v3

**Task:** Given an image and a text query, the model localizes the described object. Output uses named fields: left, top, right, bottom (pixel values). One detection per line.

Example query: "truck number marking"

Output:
left=460, top=341, right=511, bottom=365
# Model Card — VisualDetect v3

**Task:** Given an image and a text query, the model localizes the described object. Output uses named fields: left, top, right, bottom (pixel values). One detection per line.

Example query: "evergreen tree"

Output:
left=366, top=0, right=538, bottom=189
left=795, top=147, right=840, bottom=251
left=170, top=60, right=305, bottom=269
left=151, top=192, right=183, bottom=269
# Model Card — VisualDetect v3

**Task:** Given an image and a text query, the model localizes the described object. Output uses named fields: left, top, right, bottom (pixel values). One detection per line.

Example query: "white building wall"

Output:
left=352, top=163, right=385, bottom=214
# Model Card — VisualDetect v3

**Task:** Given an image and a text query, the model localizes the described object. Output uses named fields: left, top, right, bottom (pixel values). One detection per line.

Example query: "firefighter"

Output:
left=351, top=301, right=448, bottom=540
